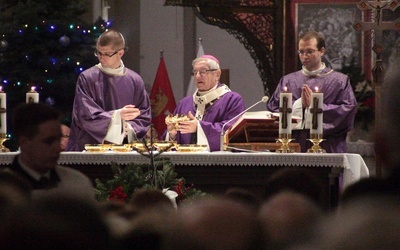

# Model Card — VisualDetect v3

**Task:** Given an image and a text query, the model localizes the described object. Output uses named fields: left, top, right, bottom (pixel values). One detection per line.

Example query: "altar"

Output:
left=0, top=152, right=369, bottom=209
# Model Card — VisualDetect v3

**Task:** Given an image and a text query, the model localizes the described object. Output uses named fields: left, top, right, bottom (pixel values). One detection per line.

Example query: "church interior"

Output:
left=0, top=1, right=400, bottom=248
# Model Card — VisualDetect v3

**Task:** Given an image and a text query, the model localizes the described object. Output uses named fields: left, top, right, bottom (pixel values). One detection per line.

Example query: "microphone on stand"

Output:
left=220, top=96, right=269, bottom=151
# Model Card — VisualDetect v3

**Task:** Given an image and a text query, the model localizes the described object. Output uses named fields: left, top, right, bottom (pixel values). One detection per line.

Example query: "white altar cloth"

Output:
left=0, top=152, right=369, bottom=189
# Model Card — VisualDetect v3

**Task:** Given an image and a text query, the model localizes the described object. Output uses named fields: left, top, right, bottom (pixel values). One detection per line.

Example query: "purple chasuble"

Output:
left=267, top=68, right=357, bottom=153
left=163, top=83, right=246, bottom=152
left=66, top=66, right=151, bottom=151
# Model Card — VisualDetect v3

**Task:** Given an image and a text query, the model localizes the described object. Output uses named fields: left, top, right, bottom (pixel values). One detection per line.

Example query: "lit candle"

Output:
left=279, top=86, right=292, bottom=136
left=310, top=87, right=323, bottom=135
left=26, top=86, right=39, bottom=103
left=0, top=86, right=6, bottom=135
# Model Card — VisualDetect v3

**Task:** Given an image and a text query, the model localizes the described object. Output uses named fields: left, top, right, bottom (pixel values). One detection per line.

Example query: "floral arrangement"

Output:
left=353, top=79, right=375, bottom=131
left=94, top=138, right=208, bottom=205
left=341, top=61, right=375, bottom=131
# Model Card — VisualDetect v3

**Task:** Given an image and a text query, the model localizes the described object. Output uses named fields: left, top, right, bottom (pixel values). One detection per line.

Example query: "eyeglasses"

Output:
left=192, top=69, right=217, bottom=76
left=297, top=49, right=317, bottom=56
left=94, top=49, right=122, bottom=58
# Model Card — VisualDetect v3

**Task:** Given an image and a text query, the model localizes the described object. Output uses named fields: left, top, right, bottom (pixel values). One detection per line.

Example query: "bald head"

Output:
left=258, top=191, right=323, bottom=247
left=164, top=197, right=263, bottom=250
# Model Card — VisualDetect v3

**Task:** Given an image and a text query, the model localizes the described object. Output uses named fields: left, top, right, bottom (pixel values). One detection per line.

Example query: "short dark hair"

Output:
left=299, top=31, right=325, bottom=51
left=96, top=29, right=125, bottom=50
left=12, top=103, right=60, bottom=140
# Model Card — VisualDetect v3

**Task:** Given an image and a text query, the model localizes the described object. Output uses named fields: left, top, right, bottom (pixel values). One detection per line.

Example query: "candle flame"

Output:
left=314, top=87, right=319, bottom=92
left=31, top=86, right=36, bottom=92
left=0, top=86, right=2, bottom=92
left=283, top=86, right=288, bottom=92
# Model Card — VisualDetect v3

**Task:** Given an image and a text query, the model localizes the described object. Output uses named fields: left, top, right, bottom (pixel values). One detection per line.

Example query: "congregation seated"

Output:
left=163, top=196, right=265, bottom=250
left=258, top=190, right=323, bottom=249
left=0, top=194, right=111, bottom=249
left=0, top=171, right=31, bottom=217
left=339, top=176, right=390, bottom=207
left=297, top=194, right=400, bottom=249
left=224, top=187, right=263, bottom=211
left=112, top=189, right=177, bottom=250
left=263, top=167, right=325, bottom=209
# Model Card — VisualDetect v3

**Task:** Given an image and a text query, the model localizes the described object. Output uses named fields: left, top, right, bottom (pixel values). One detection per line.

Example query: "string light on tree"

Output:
left=0, top=0, right=109, bottom=114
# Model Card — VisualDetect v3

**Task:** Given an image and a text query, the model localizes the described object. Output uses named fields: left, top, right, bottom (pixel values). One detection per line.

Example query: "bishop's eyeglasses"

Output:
left=192, top=69, right=217, bottom=76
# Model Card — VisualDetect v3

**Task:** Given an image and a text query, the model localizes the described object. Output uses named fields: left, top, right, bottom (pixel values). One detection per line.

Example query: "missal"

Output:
left=226, top=111, right=301, bottom=143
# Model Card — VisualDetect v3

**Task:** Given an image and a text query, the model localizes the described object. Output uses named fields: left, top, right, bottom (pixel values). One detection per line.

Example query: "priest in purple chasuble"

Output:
left=66, top=30, right=151, bottom=151
left=164, top=55, right=245, bottom=152
left=267, top=31, right=357, bottom=153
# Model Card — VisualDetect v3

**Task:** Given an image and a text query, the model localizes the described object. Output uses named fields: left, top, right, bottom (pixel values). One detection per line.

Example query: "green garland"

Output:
left=94, top=139, right=209, bottom=204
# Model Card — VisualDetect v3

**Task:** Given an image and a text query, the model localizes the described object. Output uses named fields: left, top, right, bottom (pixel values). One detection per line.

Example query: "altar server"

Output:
left=267, top=31, right=357, bottom=153
left=66, top=29, right=151, bottom=151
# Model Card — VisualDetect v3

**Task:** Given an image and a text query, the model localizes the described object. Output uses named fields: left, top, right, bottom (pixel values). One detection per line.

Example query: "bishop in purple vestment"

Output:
left=163, top=55, right=245, bottom=152
left=267, top=31, right=357, bottom=153
left=66, top=30, right=151, bottom=151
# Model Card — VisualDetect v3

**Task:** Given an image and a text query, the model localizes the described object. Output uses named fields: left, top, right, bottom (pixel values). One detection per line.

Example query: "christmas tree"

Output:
left=0, top=0, right=108, bottom=126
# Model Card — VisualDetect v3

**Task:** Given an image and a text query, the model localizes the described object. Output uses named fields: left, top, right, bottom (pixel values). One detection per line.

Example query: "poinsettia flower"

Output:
left=109, top=186, right=128, bottom=202
left=362, top=97, right=375, bottom=108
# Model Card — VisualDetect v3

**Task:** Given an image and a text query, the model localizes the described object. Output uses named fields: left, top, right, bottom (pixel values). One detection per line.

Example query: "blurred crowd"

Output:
left=2, top=165, right=400, bottom=250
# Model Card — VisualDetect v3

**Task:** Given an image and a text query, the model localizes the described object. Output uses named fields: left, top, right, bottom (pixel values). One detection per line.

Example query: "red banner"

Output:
left=150, top=57, right=176, bottom=139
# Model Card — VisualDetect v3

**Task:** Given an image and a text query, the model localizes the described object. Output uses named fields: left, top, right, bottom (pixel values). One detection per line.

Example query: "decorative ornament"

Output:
left=45, top=96, right=55, bottom=106
left=59, top=35, right=70, bottom=46
left=0, top=40, right=8, bottom=51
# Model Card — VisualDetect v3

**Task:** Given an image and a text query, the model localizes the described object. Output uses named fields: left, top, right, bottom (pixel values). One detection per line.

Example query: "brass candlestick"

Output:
left=307, top=134, right=326, bottom=153
left=276, top=134, right=294, bottom=153
left=0, top=133, right=9, bottom=152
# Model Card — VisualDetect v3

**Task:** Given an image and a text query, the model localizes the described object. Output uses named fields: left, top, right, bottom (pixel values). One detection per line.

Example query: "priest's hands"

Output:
left=178, top=111, right=197, bottom=134
left=166, top=122, right=178, bottom=140
left=301, top=84, right=312, bottom=108
left=121, top=105, right=141, bottom=121
left=165, top=111, right=197, bottom=139
left=123, top=123, right=132, bottom=137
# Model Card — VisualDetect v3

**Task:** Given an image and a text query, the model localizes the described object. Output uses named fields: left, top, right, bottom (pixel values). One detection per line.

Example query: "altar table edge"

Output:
left=0, top=152, right=369, bottom=189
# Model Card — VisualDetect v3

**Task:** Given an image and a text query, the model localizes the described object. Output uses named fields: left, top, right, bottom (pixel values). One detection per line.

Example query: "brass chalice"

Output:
left=165, top=114, right=191, bottom=130
left=0, top=133, right=9, bottom=152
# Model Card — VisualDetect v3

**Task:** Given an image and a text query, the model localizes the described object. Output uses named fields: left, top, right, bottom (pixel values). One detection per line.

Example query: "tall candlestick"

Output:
left=279, top=86, right=292, bottom=137
left=0, top=86, right=6, bottom=134
left=310, top=87, right=323, bottom=135
left=26, top=86, right=39, bottom=103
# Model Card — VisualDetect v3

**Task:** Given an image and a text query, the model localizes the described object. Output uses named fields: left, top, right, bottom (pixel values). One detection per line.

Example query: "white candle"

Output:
left=310, top=87, right=323, bottom=135
left=26, top=86, right=39, bottom=103
left=102, top=0, right=110, bottom=22
left=279, top=86, right=292, bottom=136
left=0, top=86, right=6, bottom=134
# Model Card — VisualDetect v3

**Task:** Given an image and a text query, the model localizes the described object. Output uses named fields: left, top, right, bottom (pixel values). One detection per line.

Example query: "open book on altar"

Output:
left=226, top=111, right=301, bottom=143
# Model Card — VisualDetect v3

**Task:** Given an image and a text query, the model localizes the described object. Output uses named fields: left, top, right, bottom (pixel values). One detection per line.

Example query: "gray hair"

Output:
left=192, top=57, right=220, bottom=70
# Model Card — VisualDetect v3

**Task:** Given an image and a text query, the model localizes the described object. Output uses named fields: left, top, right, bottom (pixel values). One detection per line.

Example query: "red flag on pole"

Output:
left=150, top=54, right=176, bottom=139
